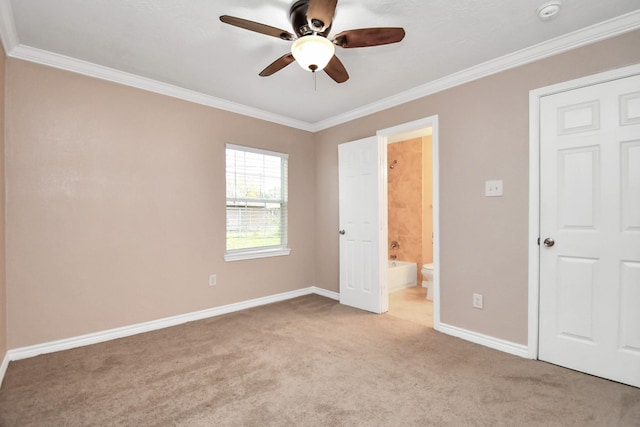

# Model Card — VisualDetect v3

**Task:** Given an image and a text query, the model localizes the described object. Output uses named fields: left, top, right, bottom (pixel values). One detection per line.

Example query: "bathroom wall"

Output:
left=388, top=138, right=423, bottom=282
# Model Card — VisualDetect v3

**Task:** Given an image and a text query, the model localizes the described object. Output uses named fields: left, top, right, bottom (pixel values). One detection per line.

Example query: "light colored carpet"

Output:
left=0, top=293, right=638, bottom=426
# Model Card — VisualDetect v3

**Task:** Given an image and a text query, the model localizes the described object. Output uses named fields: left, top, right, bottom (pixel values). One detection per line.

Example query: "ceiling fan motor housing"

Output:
left=290, top=0, right=332, bottom=38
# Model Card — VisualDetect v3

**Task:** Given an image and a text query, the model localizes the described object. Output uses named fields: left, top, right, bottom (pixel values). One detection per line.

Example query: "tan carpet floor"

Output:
left=0, top=291, right=638, bottom=426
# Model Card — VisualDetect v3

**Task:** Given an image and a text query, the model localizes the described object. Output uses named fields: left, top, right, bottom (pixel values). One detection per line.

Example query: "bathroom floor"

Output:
left=387, top=285, right=433, bottom=327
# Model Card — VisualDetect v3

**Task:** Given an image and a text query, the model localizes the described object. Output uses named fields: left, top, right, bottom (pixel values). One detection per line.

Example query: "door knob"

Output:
left=339, top=229, right=346, bottom=235
left=543, top=237, right=555, bottom=247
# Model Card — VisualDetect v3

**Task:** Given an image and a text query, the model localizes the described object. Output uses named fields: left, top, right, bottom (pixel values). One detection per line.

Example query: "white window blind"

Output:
left=225, top=144, right=290, bottom=261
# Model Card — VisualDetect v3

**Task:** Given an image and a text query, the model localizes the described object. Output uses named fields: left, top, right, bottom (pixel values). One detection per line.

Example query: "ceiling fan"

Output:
left=220, top=0, right=406, bottom=83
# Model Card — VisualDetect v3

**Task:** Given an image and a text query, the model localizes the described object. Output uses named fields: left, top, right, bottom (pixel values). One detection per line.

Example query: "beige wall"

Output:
left=314, top=29, right=640, bottom=345
left=5, top=59, right=316, bottom=348
left=3, top=29, right=640, bottom=351
left=0, top=43, right=6, bottom=360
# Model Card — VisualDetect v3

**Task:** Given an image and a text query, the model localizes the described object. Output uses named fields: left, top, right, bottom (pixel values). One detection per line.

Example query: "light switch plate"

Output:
left=485, top=180, right=503, bottom=197
left=473, top=293, right=484, bottom=309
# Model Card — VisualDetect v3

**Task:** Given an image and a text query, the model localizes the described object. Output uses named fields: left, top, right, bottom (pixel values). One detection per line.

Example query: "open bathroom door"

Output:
left=338, top=136, right=385, bottom=314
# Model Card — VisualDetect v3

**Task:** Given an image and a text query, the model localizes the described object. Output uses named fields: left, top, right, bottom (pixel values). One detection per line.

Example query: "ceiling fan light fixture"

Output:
left=291, top=35, right=335, bottom=72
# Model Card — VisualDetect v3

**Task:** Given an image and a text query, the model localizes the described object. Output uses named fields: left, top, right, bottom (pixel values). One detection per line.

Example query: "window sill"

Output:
left=224, top=247, right=291, bottom=262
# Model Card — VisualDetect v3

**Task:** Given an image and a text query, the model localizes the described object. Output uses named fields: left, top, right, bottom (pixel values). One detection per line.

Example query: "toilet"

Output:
left=421, top=263, right=434, bottom=300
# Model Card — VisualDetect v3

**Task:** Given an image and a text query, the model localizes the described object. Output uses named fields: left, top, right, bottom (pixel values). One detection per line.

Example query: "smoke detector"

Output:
left=537, top=1, right=562, bottom=21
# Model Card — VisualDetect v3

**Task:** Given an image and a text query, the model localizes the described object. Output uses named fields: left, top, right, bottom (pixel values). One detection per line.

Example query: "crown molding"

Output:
left=8, top=45, right=316, bottom=132
left=310, top=9, right=640, bottom=132
left=0, top=1, right=638, bottom=133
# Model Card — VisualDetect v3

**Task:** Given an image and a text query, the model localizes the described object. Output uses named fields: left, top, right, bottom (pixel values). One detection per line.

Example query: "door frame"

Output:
left=527, top=63, right=640, bottom=359
left=377, top=115, right=441, bottom=329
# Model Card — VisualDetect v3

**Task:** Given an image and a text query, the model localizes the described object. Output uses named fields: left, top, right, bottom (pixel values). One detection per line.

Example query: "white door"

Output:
left=338, top=136, right=384, bottom=313
left=539, top=74, right=640, bottom=388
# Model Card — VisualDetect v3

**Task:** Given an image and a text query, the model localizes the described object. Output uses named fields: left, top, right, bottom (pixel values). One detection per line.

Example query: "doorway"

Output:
left=378, top=116, right=440, bottom=329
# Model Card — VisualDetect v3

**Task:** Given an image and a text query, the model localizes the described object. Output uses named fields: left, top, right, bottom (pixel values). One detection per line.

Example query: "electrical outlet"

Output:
left=209, top=274, right=217, bottom=287
left=485, top=180, right=503, bottom=197
left=473, top=293, right=483, bottom=309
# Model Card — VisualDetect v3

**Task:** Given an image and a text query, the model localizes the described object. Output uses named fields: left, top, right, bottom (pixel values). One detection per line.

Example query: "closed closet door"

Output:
left=538, top=73, right=640, bottom=388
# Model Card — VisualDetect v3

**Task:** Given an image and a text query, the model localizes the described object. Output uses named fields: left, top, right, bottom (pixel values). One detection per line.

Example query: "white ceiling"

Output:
left=1, top=0, right=639, bottom=130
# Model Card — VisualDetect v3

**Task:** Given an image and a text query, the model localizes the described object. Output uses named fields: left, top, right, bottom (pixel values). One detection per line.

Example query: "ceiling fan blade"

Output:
left=307, top=0, right=338, bottom=32
left=324, top=55, right=349, bottom=83
left=334, top=27, right=406, bottom=48
left=259, top=53, right=296, bottom=77
left=220, top=15, right=295, bottom=41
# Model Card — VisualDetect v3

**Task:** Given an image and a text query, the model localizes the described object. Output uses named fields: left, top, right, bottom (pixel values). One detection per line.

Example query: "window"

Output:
left=225, top=144, right=290, bottom=261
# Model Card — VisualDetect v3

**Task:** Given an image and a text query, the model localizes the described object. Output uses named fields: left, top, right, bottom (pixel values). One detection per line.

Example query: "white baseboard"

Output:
left=310, top=286, right=339, bottom=301
left=5, top=286, right=336, bottom=363
left=2, top=287, right=530, bottom=390
left=436, top=322, right=530, bottom=359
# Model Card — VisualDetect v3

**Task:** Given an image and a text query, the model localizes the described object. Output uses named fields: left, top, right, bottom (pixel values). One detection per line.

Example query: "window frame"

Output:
left=224, top=144, right=291, bottom=262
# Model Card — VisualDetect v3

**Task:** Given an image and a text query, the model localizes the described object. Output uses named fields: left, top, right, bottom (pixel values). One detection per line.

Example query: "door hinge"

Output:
left=537, top=237, right=540, bottom=246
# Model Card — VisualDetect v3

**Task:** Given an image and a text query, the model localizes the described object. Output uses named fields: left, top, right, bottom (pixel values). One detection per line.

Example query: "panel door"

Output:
left=539, top=73, right=640, bottom=388
left=338, top=136, right=383, bottom=313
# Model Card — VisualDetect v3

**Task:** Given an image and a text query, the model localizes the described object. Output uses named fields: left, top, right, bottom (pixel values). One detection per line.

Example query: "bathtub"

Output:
left=388, top=260, right=417, bottom=292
